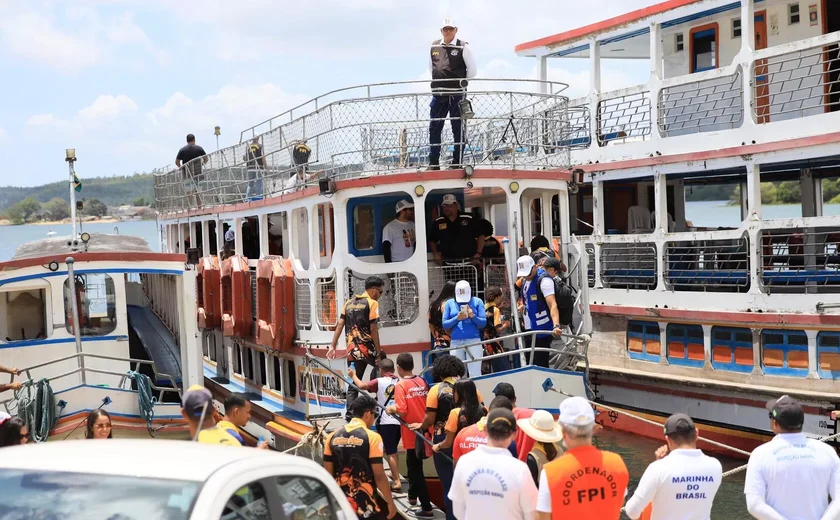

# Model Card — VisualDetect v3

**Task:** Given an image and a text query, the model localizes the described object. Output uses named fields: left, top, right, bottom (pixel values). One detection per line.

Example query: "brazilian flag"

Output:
left=73, top=174, right=82, bottom=192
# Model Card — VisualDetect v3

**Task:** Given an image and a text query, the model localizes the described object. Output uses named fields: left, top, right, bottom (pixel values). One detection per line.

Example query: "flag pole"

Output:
left=66, top=149, right=78, bottom=239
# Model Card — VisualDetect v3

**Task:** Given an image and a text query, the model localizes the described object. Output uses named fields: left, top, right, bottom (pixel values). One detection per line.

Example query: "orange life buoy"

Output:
left=197, top=256, right=221, bottom=329
left=221, top=255, right=252, bottom=338
left=256, top=257, right=296, bottom=351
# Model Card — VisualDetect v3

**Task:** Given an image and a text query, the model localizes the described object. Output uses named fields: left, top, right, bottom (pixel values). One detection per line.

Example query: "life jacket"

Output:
left=524, top=268, right=554, bottom=336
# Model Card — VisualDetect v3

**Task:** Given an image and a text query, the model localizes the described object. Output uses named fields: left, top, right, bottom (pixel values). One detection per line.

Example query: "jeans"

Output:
left=245, top=168, right=263, bottom=200
left=433, top=432, right=455, bottom=520
left=345, top=359, right=378, bottom=422
left=524, top=335, right=553, bottom=368
left=429, top=94, right=463, bottom=167
left=450, top=338, right=482, bottom=379
left=406, top=446, right=433, bottom=511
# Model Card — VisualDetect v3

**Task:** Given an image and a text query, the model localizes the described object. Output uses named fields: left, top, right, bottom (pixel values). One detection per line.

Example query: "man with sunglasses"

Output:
left=428, top=17, right=476, bottom=170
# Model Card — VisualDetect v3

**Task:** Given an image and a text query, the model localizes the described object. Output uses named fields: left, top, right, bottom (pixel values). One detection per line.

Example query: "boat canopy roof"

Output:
left=11, top=233, right=153, bottom=261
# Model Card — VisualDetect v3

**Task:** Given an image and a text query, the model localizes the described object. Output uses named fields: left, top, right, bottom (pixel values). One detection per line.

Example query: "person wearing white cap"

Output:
left=428, top=194, right=485, bottom=264
left=536, top=396, right=629, bottom=520
left=442, top=280, right=486, bottom=378
left=428, top=17, right=476, bottom=170
left=382, top=199, right=416, bottom=263
left=516, top=255, right=563, bottom=368
left=517, top=409, right=564, bottom=486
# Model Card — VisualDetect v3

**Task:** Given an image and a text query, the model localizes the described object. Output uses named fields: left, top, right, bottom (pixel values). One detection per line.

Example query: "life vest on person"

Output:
left=256, top=257, right=295, bottom=351
left=536, top=274, right=576, bottom=327
left=524, top=268, right=554, bottom=336
left=197, top=256, right=221, bottom=329
left=221, top=255, right=252, bottom=338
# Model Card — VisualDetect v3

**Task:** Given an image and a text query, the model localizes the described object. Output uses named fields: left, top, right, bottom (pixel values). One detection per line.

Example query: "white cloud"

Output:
left=78, top=94, right=138, bottom=120
left=0, top=11, right=102, bottom=71
left=27, top=114, right=61, bottom=126
left=106, top=12, right=172, bottom=66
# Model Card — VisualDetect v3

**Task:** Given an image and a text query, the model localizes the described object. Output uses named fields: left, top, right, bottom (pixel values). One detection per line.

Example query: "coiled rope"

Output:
left=15, top=379, right=57, bottom=443
left=280, top=421, right=327, bottom=460
left=124, top=371, right=157, bottom=434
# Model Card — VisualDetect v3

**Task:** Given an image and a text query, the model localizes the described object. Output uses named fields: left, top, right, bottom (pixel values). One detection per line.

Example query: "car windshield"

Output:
left=0, top=470, right=201, bottom=520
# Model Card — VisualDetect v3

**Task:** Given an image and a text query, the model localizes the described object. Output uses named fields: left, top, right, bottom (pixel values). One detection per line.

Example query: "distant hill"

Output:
left=0, top=174, right=155, bottom=212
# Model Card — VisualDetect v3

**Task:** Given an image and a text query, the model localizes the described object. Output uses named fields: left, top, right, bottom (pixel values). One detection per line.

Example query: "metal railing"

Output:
left=344, top=269, right=419, bottom=327
left=142, top=273, right=180, bottom=346
left=658, top=67, right=744, bottom=137
left=428, top=260, right=481, bottom=300
left=154, top=79, right=573, bottom=214
left=754, top=40, right=840, bottom=123
left=483, top=258, right=512, bottom=317
left=760, top=227, right=840, bottom=292
left=585, top=242, right=596, bottom=288
left=564, top=105, right=591, bottom=149
left=665, top=238, right=750, bottom=292
left=315, top=273, right=338, bottom=330
left=597, top=89, right=651, bottom=145
left=600, top=243, right=658, bottom=289
left=295, top=278, right=313, bottom=330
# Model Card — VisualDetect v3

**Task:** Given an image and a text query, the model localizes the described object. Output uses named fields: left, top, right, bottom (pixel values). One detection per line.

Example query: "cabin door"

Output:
left=755, top=11, right=770, bottom=124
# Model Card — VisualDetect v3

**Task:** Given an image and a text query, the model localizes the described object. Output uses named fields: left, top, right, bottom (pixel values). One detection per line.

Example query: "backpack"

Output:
left=536, top=274, right=576, bottom=327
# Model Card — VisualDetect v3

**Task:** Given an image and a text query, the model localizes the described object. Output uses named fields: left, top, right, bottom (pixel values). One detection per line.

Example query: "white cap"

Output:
left=558, top=396, right=595, bottom=426
left=441, top=194, right=458, bottom=206
left=441, top=17, right=457, bottom=29
left=455, top=280, right=471, bottom=303
left=395, top=200, right=414, bottom=213
left=516, top=255, right=535, bottom=277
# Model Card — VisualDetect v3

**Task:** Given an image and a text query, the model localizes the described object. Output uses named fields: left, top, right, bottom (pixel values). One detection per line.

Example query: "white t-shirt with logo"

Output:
left=382, top=219, right=416, bottom=262
left=744, top=433, right=840, bottom=520
left=624, top=449, right=722, bottom=520
left=375, top=375, right=400, bottom=426
left=449, top=445, right=538, bottom=520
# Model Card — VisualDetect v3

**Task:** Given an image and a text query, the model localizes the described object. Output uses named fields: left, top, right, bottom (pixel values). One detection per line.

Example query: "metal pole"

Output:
left=68, top=161, right=77, bottom=240
left=66, top=257, right=85, bottom=384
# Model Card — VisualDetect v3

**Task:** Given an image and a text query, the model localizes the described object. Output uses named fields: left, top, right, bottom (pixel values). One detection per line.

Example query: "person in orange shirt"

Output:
left=452, top=395, right=517, bottom=464
left=536, top=396, right=629, bottom=520
left=386, top=353, right=434, bottom=518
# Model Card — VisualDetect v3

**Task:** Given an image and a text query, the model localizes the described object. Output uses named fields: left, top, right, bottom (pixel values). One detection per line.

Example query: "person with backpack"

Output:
left=529, top=235, right=564, bottom=270
left=542, top=258, right=576, bottom=331
left=483, top=286, right=511, bottom=373
left=515, top=255, right=563, bottom=368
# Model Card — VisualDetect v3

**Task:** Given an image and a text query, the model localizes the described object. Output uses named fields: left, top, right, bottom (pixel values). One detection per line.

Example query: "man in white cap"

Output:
left=536, top=396, right=629, bottom=520
left=428, top=194, right=485, bottom=264
left=516, top=255, right=563, bottom=368
left=382, top=199, right=415, bottom=263
left=442, top=279, right=486, bottom=378
left=428, top=17, right=477, bottom=170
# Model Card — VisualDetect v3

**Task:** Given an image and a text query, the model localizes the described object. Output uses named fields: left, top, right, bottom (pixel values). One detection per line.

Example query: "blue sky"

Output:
left=0, top=0, right=652, bottom=187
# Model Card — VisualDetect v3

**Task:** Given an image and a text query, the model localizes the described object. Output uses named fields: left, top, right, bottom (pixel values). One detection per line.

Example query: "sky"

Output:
left=0, top=0, right=654, bottom=187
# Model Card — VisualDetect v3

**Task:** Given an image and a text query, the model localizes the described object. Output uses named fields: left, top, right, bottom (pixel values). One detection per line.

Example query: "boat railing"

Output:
left=0, top=352, right=181, bottom=415
left=599, top=242, right=658, bottom=290
left=344, top=269, right=419, bottom=328
left=597, top=85, right=652, bottom=145
left=759, top=226, right=840, bottom=292
left=665, top=236, right=751, bottom=292
left=295, top=277, right=313, bottom=331
left=154, top=79, right=573, bottom=214
left=142, top=273, right=181, bottom=346
left=315, top=272, right=339, bottom=331
left=658, top=66, right=744, bottom=137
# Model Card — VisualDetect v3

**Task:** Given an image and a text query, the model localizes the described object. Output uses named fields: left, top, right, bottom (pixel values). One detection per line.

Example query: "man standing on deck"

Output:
left=243, top=136, right=267, bottom=200
left=428, top=194, right=485, bottom=264
left=624, top=413, right=721, bottom=520
left=175, top=133, right=208, bottom=207
left=744, top=395, right=840, bottom=520
left=327, top=276, right=385, bottom=422
left=428, top=18, right=476, bottom=170
left=382, top=200, right=416, bottom=263
left=516, top=255, right=563, bottom=368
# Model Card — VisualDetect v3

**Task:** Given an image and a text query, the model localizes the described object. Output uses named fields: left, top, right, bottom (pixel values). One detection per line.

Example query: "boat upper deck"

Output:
left=153, top=79, right=573, bottom=215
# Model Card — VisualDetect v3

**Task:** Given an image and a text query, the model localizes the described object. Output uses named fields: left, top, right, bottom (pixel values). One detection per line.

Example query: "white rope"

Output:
left=720, top=429, right=840, bottom=478
left=280, top=421, right=327, bottom=460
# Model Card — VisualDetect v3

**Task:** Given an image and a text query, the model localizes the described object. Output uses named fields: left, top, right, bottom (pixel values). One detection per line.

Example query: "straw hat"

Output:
left=517, top=410, right=563, bottom=444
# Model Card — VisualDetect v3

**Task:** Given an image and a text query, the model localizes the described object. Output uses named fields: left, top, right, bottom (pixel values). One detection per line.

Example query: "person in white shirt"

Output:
left=744, top=395, right=840, bottom=520
left=449, top=408, right=538, bottom=520
left=625, top=413, right=722, bottom=520
left=382, top=200, right=416, bottom=263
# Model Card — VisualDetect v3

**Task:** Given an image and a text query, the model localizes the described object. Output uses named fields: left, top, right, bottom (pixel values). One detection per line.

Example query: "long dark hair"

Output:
left=429, top=281, right=456, bottom=326
left=85, top=409, right=113, bottom=439
left=453, top=379, right=484, bottom=427
left=0, top=417, right=27, bottom=447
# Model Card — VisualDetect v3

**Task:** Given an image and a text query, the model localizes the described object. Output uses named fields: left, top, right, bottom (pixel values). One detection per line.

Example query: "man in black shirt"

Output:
left=428, top=194, right=485, bottom=264
left=243, top=136, right=267, bottom=201
left=175, top=134, right=208, bottom=207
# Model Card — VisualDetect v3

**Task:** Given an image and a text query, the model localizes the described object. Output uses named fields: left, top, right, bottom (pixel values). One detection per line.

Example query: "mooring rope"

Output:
left=15, top=379, right=57, bottom=443
left=124, top=370, right=157, bottom=434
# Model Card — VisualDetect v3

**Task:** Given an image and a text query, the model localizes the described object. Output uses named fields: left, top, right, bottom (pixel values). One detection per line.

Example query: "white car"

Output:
left=0, top=439, right=357, bottom=520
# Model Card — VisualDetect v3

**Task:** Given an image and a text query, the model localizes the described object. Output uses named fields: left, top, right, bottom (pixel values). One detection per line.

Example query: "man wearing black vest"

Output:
left=428, top=18, right=476, bottom=170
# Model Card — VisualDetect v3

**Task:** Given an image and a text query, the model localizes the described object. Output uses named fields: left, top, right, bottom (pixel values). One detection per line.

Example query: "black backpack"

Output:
left=536, top=274, right=576, bottom=327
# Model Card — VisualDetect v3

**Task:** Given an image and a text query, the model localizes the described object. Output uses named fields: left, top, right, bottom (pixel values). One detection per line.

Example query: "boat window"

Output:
left=222, top=481, right=269, bottom=520
left=208, top=333, right=218, bottom=362
left=284, top=359, right=297, bottom=399
left=762, top=329, right=809, bottom=377
left=0, top=288, right=48, bottom=343
left=193, top=222, right=204, bottom=257
left=317, top=203, right=336, bottom=268
left=274, top=476, right=341, bottom=520
left=267, top=212, right=287, bottom=257
left=258, top=351, right=267, bottom=387
left=293, top=208, right=310, bottom=269
left=271, top=356, right=283, bottom=393
left=818, top=332, right=840, bottom=379
left=666, top=324, right=705, bottom=368
left=63, top=274, right=117, bottom=337
left=243, top=347, right=254, bottom=381
left=353, top=204, right=376, bottom=251
left=0, top=470, right=200, bottom=520
left=241, top=216, right=260, bottom=260
left=690, top=24, right=718, bottom=73
left=208, top=220, right=218, bottom=256
left=627, top=320, right=661, bottom=363
left=529, top=198, right=542, bottom=237
left=233, top=344, right=243, bottom=375
left=711, top=326, right=754, bottom=373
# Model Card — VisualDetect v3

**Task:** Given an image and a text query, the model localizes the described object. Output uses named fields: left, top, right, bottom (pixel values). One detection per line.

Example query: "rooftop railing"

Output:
left=154, top=79, right=572, bottom=214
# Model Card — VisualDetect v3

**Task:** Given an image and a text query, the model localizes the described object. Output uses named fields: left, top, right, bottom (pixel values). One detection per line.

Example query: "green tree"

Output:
left=43, top=197, right=70, bottom=221
left=133, top=197, right=147, bottom=207
left=760, top=183, right=777, bottom=205
left=823, top=178, right=840, bottom=203
left=775, top=181, right=801, bottom=204
left=82, top=198, right=108, bottom=218
left=5, top=204, right=26, bottom=225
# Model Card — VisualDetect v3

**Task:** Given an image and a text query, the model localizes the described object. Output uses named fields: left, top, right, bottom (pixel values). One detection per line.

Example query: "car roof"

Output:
left=0, top=439, right=296, bottom=481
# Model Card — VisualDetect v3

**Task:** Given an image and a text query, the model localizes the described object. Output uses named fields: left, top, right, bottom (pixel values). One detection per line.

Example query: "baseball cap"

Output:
left=486, top=408, right=517, bottom=438
left=441, top=194, right=458, bottom=206
left=766, top=395, right=804, bottom=430
left=395, top=200, right=414, bottom=213
left=558, top=396, right=595, bottom=426
left=455, top=280, right=471, bottom=303
left=182, top=384, right=213, bottom=418
left=516, top=255, right=536, bottom=277
left=441, top=17, right=457, bottom=29
left=664, top=413, right=695, bottom=436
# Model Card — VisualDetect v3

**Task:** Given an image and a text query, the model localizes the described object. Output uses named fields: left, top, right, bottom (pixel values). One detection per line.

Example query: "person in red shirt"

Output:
left=453, top=395, right=517, bottom=464
left=386, top=353, right=433, bottom=518
left=493, top=382, right=536, bottom=461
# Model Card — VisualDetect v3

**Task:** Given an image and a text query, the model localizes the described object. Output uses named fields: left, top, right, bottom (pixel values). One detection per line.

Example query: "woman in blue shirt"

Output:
left=442, top=280, right=486, bottom=378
